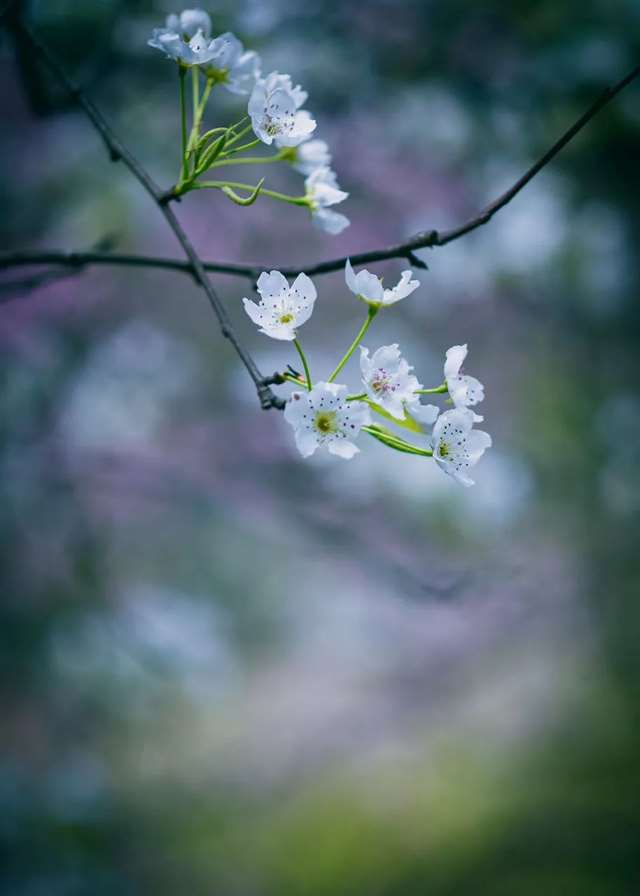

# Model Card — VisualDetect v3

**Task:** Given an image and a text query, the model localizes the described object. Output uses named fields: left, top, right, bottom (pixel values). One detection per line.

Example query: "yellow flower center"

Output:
left=314, top=411, right=337, bottom=435
left=438, top=442, right=450, bottom=458
left=279, top=313, right=294, bottom=324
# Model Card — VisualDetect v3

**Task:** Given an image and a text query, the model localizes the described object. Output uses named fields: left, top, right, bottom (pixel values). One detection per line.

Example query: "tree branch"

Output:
left=5, top=60, right=636, bottom=286
left=8, top=15, right=282, bottom=410
left=4, top=45, right=638, bottom=296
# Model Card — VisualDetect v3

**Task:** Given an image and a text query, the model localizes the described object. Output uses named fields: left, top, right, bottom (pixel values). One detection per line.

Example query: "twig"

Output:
left=0, top=249, right=262, bottom=281
left=9, top=16, right=281, bottom=410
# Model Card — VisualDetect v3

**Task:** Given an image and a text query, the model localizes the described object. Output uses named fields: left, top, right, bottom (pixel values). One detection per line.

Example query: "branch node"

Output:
left=405, top=250, right=428, bottom=270
left=262, top=371, right=286, bottom=386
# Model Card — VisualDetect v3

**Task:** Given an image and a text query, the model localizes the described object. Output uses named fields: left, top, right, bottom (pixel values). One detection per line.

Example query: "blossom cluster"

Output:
left=149, top=10, right=492, bottom=486
left=149, top=7, right=349, bottom=232
left=243, top=261, right=492, bottom=486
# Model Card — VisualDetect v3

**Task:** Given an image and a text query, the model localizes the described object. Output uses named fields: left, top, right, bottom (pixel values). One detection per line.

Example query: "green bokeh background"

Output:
left=1, top=1, right=639, bottom=893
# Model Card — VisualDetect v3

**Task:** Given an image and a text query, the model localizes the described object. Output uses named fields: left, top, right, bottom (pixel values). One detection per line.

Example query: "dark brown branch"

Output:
left=0, top=249, right=262, bottom=281
left=5, top=60, right=637, bottom=286
left=9, top=16, right=281, bottom=410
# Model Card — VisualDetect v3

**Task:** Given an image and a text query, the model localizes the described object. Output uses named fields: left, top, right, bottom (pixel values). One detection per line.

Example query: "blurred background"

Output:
left=1, top=1, right=640, bottom=893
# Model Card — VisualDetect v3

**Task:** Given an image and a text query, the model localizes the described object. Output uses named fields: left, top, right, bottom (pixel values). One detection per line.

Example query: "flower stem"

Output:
left=221, top=138, right=262, bottom=156
left=415, top=383, right=448, bottom=395
left=210, top=152, right=283, bottom=168
left=293, top=338, right=312, bottom=391
left=328, top=306, right=378, bottom=383
left=224, top=120, right=253, bottom=149
left=191, top=65, right=200, bottom=121
left=178, top=66, right=189, bottom=182
left=363, top=425, right=433, bottom=457
left=192, top=180, right=308, bottom=205
left=346, top=392, right=367, bottom=401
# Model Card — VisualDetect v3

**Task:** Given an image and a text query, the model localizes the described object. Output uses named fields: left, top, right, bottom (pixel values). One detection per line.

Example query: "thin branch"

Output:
left=9, top=16, right=281, bottom=410
left=5, top=61, right=636, bottom=287
left=0, top=249, right=261, bottom=280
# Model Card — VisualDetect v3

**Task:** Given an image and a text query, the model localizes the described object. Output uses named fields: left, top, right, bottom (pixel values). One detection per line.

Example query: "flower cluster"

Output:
left=243, top=261, right=492, bottom=486
left=149, top=10, right=492, bottom=486
left=149, top=7, right=349, bottom=232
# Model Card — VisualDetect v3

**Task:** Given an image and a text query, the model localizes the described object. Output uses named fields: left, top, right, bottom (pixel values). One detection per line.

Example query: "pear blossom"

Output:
left=305, top=167, right=350, bottom=234
left=444, top=344, right=485, bottom=422
left=243, top=270, right=316, bottom=341
left=248, top=72, right=316, bottom=147
left=359, top=344, right=422, bottom=420
left=345, top=260, right=420, bottom=306
left=202, top=32, right=261, bottom=95
left=291, top=138, right=332, bottom=175
left=430, top=408, right=491, bottom=487
left=284, top=382, right=371, bottom=459
left=148, top=24, right=219, bottom=66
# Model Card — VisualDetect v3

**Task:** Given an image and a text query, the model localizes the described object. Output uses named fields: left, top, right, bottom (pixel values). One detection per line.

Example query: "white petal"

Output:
left=411, top=403, right=440, bottom=426
left=256, top=270, right=289, bottom=302
left=242, top=297, right=264, bottom=326
left=327, top=439, right=360, bottom=459
left=359, top=345, right=372, bottom=377
left=382, top=270, right=420, bottom=304
left=432, top=407, right=474, bottom=446
left=466, top=429, right=492, bottom=457
left=259, top=324, right=296, bottom=341
left=290, top=272, right=317, bottom=306
left=444, top=344, right=468, bottom=380
left=345, top=259, right=359, bottom=293
left=369, top=343, right=401, bottom=370
left=312, top=208, right=350, bottom=235
left=293, top=429, right=317, bottom=457
left=284, top=392, right=309, bottom=426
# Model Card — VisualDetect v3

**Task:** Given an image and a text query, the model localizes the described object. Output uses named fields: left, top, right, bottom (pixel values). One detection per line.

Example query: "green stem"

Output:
left=210, top=152, right=283, bottom=168
left=178, top=66, right=189, bottom=182
left=415, top=383, right=448, bottom=395
left=191, top=65, right=200, bottom=121
left=346, top=392, right=367, bottom=401
left=224, top=120, right=253, bottom=149
left=293, top=339, right=312, bottom=391
left=328, top=306, right=378, bottom=383
left=282, top=372, right=305, bottom=386
left=364, top=399, right=424, bottom=434
left=221, top=138, right=261, bottom=157
left=363, top=425, right=433, bottom=457
left=192, top=180, right=308, bottom=206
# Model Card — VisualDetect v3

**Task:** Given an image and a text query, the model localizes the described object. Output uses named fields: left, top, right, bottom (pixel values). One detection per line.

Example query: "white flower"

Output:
left=444, top=344, right=485, bottom=422
left=291, top=138, right=332, bottom=175
left=242, top=270, right=316, bottom=341
left=345, top=260, right=420, bottom=306
left=165, top=9, right=212, bottom=39
left=284, top=382, right=371, bottom=459
left=431, top=408, right=491, bottom=487
left=248, top=71, right=316, bottom=147
left=148, top=25, right=218, bottom=66
left=305, top=167, right=350, bottom=234
left=359, top=344, right=422, bottom=420
left=202, top=32, right=261, bottom=95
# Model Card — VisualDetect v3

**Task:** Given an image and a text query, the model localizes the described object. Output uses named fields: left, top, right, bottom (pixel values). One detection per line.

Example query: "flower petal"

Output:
left=444, top=344, right=468, bottom=380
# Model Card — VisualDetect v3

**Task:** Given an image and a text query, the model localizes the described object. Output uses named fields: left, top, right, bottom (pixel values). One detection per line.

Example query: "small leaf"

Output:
left=195, top=132, right=228, bottom=174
